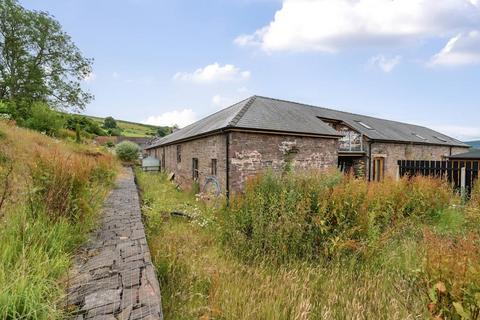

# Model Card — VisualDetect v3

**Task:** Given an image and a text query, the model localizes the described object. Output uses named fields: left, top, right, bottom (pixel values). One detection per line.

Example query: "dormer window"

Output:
left=434, top=136, right=448, bottom=142
left=413, top=133, right=427, bottom=140
left=356, top=121, right=374, bottom=130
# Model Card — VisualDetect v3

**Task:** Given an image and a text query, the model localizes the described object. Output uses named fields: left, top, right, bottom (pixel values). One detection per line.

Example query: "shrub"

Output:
left=64, top=115, right=108, bottom=136
left=115, top=141, right=140, bottom=162
left=221, top=171, right=456, bottom=263
left=108, top=127, right=122, bottom=136
left=25, top=103, right=64, bottom=136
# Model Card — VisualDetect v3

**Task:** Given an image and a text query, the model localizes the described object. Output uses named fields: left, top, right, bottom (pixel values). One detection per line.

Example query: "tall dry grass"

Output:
left=0, top=121, right=118, bottom=319
left=221, top=171, right=457, bottom=263
left=423, top=230, right=480, bottom=319
left=137, top=166, right=480, bottom=319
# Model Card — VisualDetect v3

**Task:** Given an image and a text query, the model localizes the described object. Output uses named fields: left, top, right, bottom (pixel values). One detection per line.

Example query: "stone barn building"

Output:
left=145, top=96, right=469, bottom=195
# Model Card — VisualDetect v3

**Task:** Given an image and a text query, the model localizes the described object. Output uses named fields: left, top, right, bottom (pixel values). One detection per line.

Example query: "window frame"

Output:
left=192, top=158, right=199, bottom=181
left=434, top=135, right=448, bottom=143
left=211, top=158, right=217, bottom=176
left=412, top=133, right=427, bottom=141
left=177, top=145, right=182, bottom=163
left=356, top=121, right=374, bottom=130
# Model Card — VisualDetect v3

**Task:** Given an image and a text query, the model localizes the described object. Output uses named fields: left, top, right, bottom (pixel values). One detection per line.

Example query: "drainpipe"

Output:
left=225, top=131, right=230, bottom=201
left=368, top=141, right=373, bottom=181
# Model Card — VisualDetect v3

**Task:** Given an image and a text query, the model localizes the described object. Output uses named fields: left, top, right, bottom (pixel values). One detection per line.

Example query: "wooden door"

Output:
left=373, top=157, right=384, bottom=182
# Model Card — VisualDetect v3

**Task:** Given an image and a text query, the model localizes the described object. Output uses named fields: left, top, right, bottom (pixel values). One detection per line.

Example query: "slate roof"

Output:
left=146, top=95, right=468, bottom=149
left=449, top=149, right=480, bottom=159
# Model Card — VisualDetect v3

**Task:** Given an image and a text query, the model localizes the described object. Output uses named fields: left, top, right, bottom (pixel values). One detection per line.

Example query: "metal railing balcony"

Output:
left=338, top=132, right=364, bottom=152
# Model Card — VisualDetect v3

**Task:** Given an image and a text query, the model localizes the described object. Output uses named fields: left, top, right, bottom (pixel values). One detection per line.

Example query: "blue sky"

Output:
left=20, top=0, right=480, bottom=141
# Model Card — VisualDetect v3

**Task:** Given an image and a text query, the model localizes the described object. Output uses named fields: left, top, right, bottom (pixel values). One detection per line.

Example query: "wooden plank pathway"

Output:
left=65, top=167, right=163, bottom=320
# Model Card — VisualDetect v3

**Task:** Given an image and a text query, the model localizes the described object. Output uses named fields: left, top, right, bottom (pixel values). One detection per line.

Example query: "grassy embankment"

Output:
left=0, top=121, right=118, bottom=319
left=136, top=169, right=480, bottom=320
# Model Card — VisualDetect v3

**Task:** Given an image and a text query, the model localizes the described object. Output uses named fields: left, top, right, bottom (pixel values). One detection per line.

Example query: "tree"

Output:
left=25, top=102, right=63, bottom=136
left=0, top=0, right=93, bottom=119
left=64, top=115, right=107, bottom=136
left=103, top=116, right=117, bottom=129
left=156, top=126, right=172, bottom=137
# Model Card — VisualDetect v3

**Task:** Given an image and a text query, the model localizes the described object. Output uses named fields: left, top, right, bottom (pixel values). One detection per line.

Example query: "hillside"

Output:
left=466, top=140, right=480, bottom=149
left=0, top=121, right=118, bottom=318
left=82, top=115, right=168, bottom=137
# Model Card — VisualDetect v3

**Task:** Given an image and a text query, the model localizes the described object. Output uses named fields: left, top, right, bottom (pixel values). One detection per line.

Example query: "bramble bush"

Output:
left=115, top=141, right=140, bottom=162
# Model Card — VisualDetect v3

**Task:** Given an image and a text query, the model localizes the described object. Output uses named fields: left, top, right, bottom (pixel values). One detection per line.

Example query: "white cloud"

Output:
left=112, top=72, right=120, bottom=79
left=173, top=63, right=251, bottom=83
left=235, top=0, right=480, bottom=52
left=430, top=30, right=480, bottom=66
left=145, top=109, right=197, bottom=128
left=368, top=55, right=402, bottom=72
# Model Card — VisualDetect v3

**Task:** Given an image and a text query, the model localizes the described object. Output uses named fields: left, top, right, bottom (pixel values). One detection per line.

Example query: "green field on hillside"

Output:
left=83, top=115, right=161, bottom=137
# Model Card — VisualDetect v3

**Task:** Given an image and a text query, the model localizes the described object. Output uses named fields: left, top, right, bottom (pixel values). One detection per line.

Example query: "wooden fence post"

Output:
left=461, top=166, right=466, bottom=200
left=396, top=164, right=400, bottom=181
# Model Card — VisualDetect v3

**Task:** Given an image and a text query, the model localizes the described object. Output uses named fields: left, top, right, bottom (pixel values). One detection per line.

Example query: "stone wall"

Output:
left=149, top=134, right=227, bottom=193
left=229, top=131, right=338, bottom=192
left=146, top=132, right=468, bottom=193
left=367, top=142, right=469, bottom=178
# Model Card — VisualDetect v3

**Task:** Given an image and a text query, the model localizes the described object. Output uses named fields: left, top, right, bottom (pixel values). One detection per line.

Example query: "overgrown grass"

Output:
left=136, top=169, right=480, bottom=320
left=221, top=171, right=456, bottom=263
left=0, top=121, right=118, bottom=319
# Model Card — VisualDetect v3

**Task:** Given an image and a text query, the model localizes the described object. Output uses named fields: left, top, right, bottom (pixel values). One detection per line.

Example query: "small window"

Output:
left=356, top=121, right=374, bottom=130
left=192, top=158, right=199, bottom=181
left=177, top=145, right=182, bottom=163
left=413, top=133, right=427, bottom=140
left=211, top=159, right=217, bottom=176
left=434, top=136, right=448, bottom=142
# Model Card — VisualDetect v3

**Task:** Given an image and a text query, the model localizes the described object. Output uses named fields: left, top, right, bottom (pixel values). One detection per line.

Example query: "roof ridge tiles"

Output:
left=228, top=95, right=257, bottom=127
left=253, top=95, right=430, bottom=129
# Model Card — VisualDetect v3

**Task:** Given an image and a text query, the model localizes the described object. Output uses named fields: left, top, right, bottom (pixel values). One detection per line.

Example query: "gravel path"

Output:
left=66, top=167, right=163, bottom=320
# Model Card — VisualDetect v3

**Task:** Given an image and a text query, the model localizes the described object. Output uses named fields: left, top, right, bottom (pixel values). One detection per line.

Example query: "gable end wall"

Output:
left=148, top=134, right=227, bottom=193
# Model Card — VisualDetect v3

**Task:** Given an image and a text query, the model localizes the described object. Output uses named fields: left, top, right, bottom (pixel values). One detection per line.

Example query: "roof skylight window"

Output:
left=413, top=133, right=427, bottom=140
left=356, top=121, right=374, bottom=130
left=434, top=136, right=448, bottom=142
